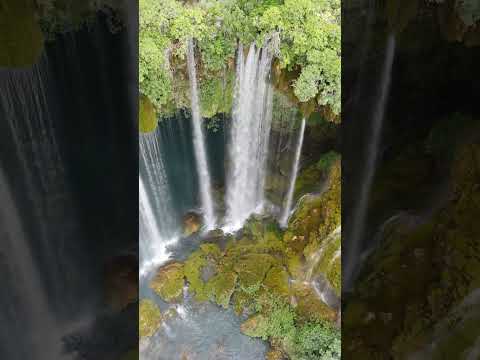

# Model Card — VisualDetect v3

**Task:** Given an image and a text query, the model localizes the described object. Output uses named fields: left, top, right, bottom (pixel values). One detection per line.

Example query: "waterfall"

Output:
left=0, top=167, right=60, bottom=360
left=139, top=131, right=178, bottom=275
left=0, top=55, right=93, bottom=324
left=186, top=39, right=216, bottom=230
left=345, top=34, right=396, bottom=288
left=279, top=118, right=306, bottom=227
left=224, top=43, right=274, bottom=232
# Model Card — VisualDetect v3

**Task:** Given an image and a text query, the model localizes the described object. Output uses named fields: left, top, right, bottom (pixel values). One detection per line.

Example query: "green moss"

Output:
left=184, top=244, right=222, bottom=301
left=294, top=151, right=339, bottom=199
left=0, top=0, right=44, bottom=67
left=234, top=253, right=276, bottom=289
left=139, top=299, right=162, bottom=338
left=139, top=95, right=158, bottom=133
left=184, top=250, right=209, bottom=301
left=240, top=313, right=268, bottom=338
left=206, top=271, right=238, bottom=308
left=292, top=282, right=337, bottom=323
left=264, top=266, right=290, bottom=298
left=150, top=262, right=185, bottom=303
left=326, top=257, right=341, bottom=297
left=289, top=157, right=341, bottom=248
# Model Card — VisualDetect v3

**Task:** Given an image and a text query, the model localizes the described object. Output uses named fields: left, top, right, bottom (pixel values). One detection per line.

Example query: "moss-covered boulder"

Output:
left=184, top=243, right=221, bottom=301
left=264, top=265, right=290, bottom=298
left=0, top=0, right=44, bottom=67
left=205, top=271, right=238, bottom=308
left=294, top=150, right=339, bottom=199
left=292, top=282, right=337, bottom=323
left=139, top=299, right=162, bottom=338
left=240, top=314, right=267, bottom=338
left=150, top=262, right=185, bottom=303
left=290, top=154, right=340, bottom=241
left=139, top=95, right=158, bottom=133
left=234, top=253, right=276, bottom=289
left=305, top=228, right=341, bottom=296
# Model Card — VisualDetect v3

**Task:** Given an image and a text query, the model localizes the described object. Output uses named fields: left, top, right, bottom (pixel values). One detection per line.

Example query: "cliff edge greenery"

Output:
left=139, top=0, right=341, bottom=120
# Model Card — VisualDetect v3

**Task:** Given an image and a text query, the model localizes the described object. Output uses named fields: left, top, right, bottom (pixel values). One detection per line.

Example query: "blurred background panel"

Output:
left=342, top=0, right=480, bottom=358
left=0, top=1, right=139, bottom=359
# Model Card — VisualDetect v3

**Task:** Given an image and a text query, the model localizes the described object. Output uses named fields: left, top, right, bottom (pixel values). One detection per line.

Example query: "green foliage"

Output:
left=291, top=322, right=341, bottom=360
left=260, top=0, right=341, bottom=112
left=254, top=294, right=297, bottom=341
left=139, top=0, right=340, bottom=118
left=241, top=292, right=341, bottom=360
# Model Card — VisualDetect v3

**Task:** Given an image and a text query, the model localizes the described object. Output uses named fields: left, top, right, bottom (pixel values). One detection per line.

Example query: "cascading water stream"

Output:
left=139, top=176, right=175, bottom=276
left=280, top=118, right=306, bottom=227
left=139, top=131, right=178, bottom=275
left=186, top=39, right=216, bottom=230
left=345, top=34, right=396, bottom=289
left=224, top=43, right=274, bottom=232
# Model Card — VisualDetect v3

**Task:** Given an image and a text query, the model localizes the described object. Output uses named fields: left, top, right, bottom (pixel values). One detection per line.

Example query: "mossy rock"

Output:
left=139, top=299, right=162, bottom=338
left=240, top=314, right=267, bottom=338
left=184, top=244, right=221, bottom=301
left=292, top=282, right=337, bottom=323
left=139, top=95, right=158, bottom=133
left=232, top=288, right=255, bottom=315
left=150, top=262, right=184, bottom=303
left=234, top=253, right=276, bottom=289
left=205, top=271, right=238, bottom=308
left=264, top=266, right=290, bottom=298
left=310, top=230, right=341, bottom=296
left=294, top=150, right=339, bottom=199
left=0, top=0, right=44, bottom=67
left=289, top=156, right=341, bottom=243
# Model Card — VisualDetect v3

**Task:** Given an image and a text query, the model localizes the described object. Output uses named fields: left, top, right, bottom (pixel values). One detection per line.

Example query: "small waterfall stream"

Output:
left=139, top=131, right=179, bottom=275
left=224, top=43, right=274, bottom=232
left=345, top=34, right=396, bottom=288
left=280, top=118, right=306, bottom=227
left=186, top=39, right=216, bottom=230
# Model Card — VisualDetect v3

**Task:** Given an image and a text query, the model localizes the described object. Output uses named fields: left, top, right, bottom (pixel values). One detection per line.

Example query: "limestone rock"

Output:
left=183, top=211, right=202, bottom=236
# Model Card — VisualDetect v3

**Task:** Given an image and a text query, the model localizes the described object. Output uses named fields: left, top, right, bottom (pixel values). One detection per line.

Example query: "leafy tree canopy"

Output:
left=139, top=0, right=340, bottom=118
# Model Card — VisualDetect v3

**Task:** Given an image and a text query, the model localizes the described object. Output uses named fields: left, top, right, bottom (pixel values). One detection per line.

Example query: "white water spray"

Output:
left=345, top=34, right=396, bottom=288
left=139, top=176, right=176, bottom=276
left=186, top=39, right=216, bottom=230
left=224, top=43, right=274, bottom=232
left=280, top=118, right=306, bottom=227
left=139, top=131, right=178, bottom=275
